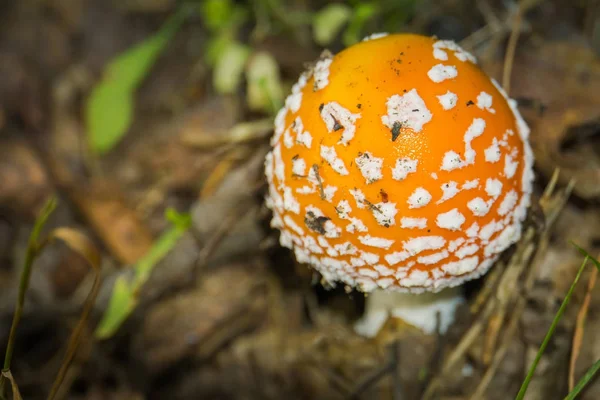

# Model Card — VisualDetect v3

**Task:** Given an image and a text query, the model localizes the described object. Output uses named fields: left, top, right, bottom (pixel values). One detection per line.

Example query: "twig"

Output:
left=192, top=197, right=252, bottom=280
left=502, top=1, right=525, bottom=93
left=421, top=170, right=570, bottom=400
left=390, top=341, right=404, bottom=400
left=502, top=0, right=544, bottom=93
left=420, top=318, right=485, bottom=400
left=568, top=265, right=598, bottom=390
left=308, top=359, right=354, bottom=398
left=348, top=362, right=394, bottom=399
left=468, top=298, right=525, bottom=399
left=477, top=0, right=504, bottom=32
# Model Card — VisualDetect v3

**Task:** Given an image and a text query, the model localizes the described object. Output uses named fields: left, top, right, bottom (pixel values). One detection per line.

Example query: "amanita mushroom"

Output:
left=264, top=33, right=534, bottom=335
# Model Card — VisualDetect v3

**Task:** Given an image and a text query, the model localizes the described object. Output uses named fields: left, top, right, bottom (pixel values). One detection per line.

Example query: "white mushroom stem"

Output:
left=353, top=287, right=464, bottom=337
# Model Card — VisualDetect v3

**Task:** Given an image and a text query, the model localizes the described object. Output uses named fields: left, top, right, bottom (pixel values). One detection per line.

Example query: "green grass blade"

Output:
left=572, top=242, right=600, bottom=273
left=133, top=209, right=191, bottom=284
left=564, top=359, right=600, bottom=400
left=94, top=276, right=136, bottom=340
left=515, top=256, right=590, bottom=400
left=95, top=209, right=191, bottom=339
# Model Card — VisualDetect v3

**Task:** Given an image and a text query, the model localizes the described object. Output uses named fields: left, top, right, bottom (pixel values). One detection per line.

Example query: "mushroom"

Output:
left=264, top=33, right=534, bottom=336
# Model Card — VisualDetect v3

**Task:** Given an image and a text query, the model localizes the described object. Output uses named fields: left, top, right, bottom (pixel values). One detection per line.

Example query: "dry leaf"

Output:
left=70, top=180, right=154, bottom=265
left=484, top=40, right=600, bottom=198
left=133, top=262, right=268, bottom=374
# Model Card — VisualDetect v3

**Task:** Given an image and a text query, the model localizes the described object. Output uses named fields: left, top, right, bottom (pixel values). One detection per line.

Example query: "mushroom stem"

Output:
left=354, top=287, right=464, bottom=337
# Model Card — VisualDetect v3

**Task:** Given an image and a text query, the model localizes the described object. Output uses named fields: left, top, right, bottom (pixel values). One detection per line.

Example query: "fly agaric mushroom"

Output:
left=264, top=33, right=534, bottom=334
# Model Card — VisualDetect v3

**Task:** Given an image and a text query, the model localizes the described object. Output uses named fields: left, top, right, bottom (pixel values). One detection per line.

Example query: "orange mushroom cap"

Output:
left=265, top=33, right=534, bottom=293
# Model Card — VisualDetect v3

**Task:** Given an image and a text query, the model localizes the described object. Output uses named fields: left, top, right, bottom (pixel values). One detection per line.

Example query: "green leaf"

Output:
left=343, top=2, right=378, bottom=46
left=205, top=35, right=233, bottom=67
left=85, top=83, right=133, bottom=155
left=94, top=276, right=136, bottom=339
left=105, top=15, right=182, bottom=89
left=134, top=209, right=191, bottom=284
left=246, top=51, right=283, bottom=114
left=201, top=0, right=234, bottom=32
left=213, top=41, right=251, bottom=94
left=94, top=209, right=191, bottom=339
left=85, top=11, right=184, bottom=155
left=312, top=4, right=352, bottom=46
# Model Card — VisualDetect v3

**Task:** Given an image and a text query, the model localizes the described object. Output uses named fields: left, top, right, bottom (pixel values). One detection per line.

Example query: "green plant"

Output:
left=0, top=198, right=102, bottom=400
left=95, top=208, right=191, bottom=339
left=86, top=8, right=186, bottom=155
left=516, top=244, right=600, bottom=400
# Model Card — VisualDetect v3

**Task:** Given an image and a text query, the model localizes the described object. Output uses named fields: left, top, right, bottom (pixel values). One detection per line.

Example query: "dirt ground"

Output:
left=0, top=0, right=599, bottom=399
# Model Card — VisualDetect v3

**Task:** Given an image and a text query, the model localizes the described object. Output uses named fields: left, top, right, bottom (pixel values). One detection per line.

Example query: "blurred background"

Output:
left=0, top=0, right=599, bottom=399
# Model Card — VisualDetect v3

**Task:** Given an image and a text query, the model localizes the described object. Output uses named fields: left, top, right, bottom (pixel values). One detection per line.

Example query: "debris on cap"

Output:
left=265, top=33, right=534, bottom=293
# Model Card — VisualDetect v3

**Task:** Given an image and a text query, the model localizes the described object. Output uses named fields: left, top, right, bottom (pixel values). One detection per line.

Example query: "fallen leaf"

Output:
left=133, top=262, right=268, bottom=374
left=483, top=40, right=600, bottom=199
left=70, top=180, right=154, bottom=265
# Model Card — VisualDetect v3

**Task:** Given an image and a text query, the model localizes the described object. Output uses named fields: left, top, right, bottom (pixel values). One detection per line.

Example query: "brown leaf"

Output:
left=483, top=40, right=600, bottom=199
left=46, top=227, right=101, bottom=271
left=70, top=180, right=154, bottom=265
left=133, top=262, right=268, bottom=375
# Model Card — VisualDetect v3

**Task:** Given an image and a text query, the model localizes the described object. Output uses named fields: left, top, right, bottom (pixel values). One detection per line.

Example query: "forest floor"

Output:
left=0, top=0, right=599, bottom=399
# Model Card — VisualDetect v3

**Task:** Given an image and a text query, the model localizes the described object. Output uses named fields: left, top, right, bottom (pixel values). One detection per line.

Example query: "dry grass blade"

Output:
left=568, top=265, right=598, bottom=390
left=468, top=297, right=526, bottom=399
left=348, top=362, right=393, bottom=400
left=201, top=148, right=249, bottom=199
left=0, top=371, right=22, bottom=400
left=42, top=228, right=102, bottom=400
left=192, top=202, right=249, bottom=280
left=502, top=1, right=523, bottom=93
left=502, top=0, right=544, bottom=92
left=422, top=170, right=571, bottom=400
